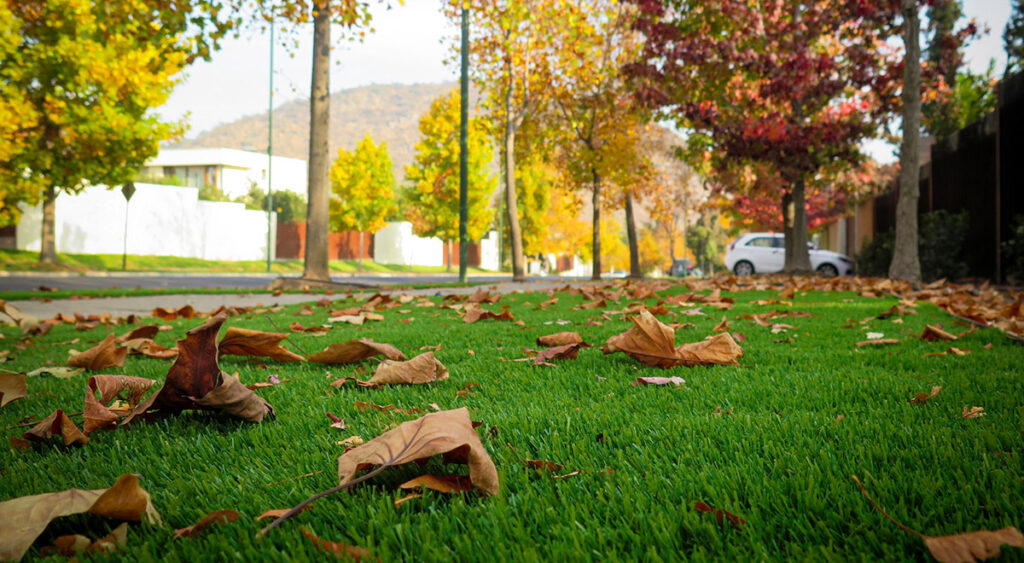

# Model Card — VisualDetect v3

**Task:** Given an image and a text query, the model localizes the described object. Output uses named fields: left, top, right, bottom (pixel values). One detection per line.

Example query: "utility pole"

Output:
left=458, top=2, right=469, bottom=283
left=266, top=18, right=275, bottom=273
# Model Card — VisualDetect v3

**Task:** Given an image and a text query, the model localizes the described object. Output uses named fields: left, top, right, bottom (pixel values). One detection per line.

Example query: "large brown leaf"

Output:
left=22, top=409, right=89, bottom=446
left=218, top=327, right=305, bottom=362
left=0, top=300, right=40, bottom=335
left=115, top=324, right=160, bottom=344
left=307, top=338, right=407, bottom=364
left=337, top=407, right=498, bottom=494
left=193, top=373, right=274, bottom=422
left=462, top=306, right=515, bottom=323
left=0, top=474, right=161, bottom=561
left=68, top=334, right=127, bottom=370
left=84, top=375, right=156, bottom=434
left=537, top=332, right=583, bottom=347
left=531, top=342, right=590, bottom=365
left=602, top=310, right=743, bottom=367
left=367, top=352, right=449, bottom=385
left=0, top=373, right=27, bottom=408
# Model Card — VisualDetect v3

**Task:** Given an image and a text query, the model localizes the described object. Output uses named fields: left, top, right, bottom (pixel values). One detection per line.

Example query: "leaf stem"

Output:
left=850, top=475, right=925, bottom=538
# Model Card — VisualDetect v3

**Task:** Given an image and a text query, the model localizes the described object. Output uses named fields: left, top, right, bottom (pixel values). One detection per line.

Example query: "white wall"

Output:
left=479, top=230, right=498, bottom=271
left=144, top=148, right=307, bottom=199
left=16, top=183, right=274, bottom=260
left=374, top=222, right=444, bottom=267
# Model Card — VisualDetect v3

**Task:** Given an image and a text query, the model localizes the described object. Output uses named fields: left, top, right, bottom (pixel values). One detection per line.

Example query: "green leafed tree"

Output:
left=1006, top=0, right=1024, bottom=74
left=404, top=90, right=497, bottom=271
left=329, top=133, right=397, bottom=270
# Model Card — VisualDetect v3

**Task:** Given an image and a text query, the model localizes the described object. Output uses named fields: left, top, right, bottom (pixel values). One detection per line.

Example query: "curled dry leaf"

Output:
left=532, top=342, right=590, bottom=365
left=194, top=373, right=275, bottom=422
left=368, top=352, right=449, bottom=385
left=151, top=305, right=195, bottom=321
left=308, top=338, right=407, bottom=364
left=301, top=528, right=371, bottom=561
left=394, top=492, right=422, bottom=508
left=0, top=373, right=27, bottom=408
left=633, top=377, right=686, bottom=388
left=48, top=522, right=127, bottom=557
left=920, top=324, right=957, bottom=341
left=172, top=509, right=239, bottom=540
left=525, top=459, right=563, bottom=472
left=0, top=474, right=161, bottom=562
left=602, top=310, right=742, bottom=368
left=68, top=334, right=127, bottom=370
left=468, top=288, right=500, bottom=304
left=219, top=327, right=305, bottom=362
left=25, top=366, right=84, bottom=379
left=123, top=338, right=178, bottom=359
left=536, top=332, right=583, bottom=347
left=694, top=501, right=745, bottom=529
left=23, top=409, right=89, bottom=446
left=463, top=306, right=515, bottom=323
left=84, top=375, right=156, bottom=434
left=713, top=316, right=731, bottom=333
left=290, top=321, right=330, bottom=333
left=115, top=324, right=160, bottom=344
left=910, top=386, right=942, bottom=405
left=398, top=474, right=474, bottom=493
left=962, top=406, right=986, bottom=419
left=856, top=339, right=900, bottom=347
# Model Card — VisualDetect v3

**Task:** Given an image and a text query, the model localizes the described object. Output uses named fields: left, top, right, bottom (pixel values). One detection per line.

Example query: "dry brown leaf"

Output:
left=463, top=306, right=515, bottom=323
left=468, top=288, right=501, bottom=304
left=329, top=376, right=375, bottom=388
left=368, top=352, right=449, bottom=385
left=0, top=373, right=27, bottom=408
left=290, top=321, right=330, bottom=333
left=327, top=314, right=365, bottom=326
left=0, top=474, right=161, bottom=561
left=219, top=327, right=305, bottom=362
left=84, top=375, right=156, bottom=434
left=68, top=334, right=127, bottom=370
left=393, top=492, right=422, bottom=508
left=115, top=324, right=160, bottom=344
left=675, top=334, right=744, bottom=366
left=536, top=332, right=584, bottom=347
left=338, top=407, right=498, bottom=495
left=151, top=305, right=195, bottom=321
left=307, top=338, right=407, bottom=364
left=602, top=311, right=743, bottom=368
left=532, top=342, right=591, bottom=365
left=301, top=528, right=371, bottom=561
left=694, top=501, right=745, bottom=529
left=632, top=376, right=686, bottom=388
left=257, top=505, right=313, bottom=520
left=0, top=300, right=41, bottom=334
left=398, top=474, right=474, bottom=493
left=25, top=366, right=85, bottom=379
left=856, top=339, right=900, bottom=347
left=713, top=316, right=731, bottom=333
left=910, top=386, right=942, bottom=405
left=194, top=373, right=275, bottom=422
left=526, top=459, right=564, bottom=472
left=123, top=338, right=179, bottom=359
left=337, top=436, right=365, bottom=448
left=920, top=325, right=957, bottom=341
left=49, top=522, right=128, bottom=556
left=22, top=409, right=89, bottom=446
left=962, top=406, right=986, bottom=419
left=172, top=509, right=239, bottom=539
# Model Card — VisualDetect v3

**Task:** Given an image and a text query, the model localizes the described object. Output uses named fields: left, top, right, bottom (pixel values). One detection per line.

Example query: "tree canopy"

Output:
left=329, top=134, right=396, bottom=234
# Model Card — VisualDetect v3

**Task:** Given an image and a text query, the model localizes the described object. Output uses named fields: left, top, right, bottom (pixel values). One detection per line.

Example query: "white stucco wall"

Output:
left=479, top=230, right=498, bottom=271
left=16, top=183, right=274, bottom=260
left=373, top=222, right=444, bottom=267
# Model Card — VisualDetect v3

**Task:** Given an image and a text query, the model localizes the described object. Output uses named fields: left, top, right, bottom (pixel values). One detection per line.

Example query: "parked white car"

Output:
left=724, top=232, right=854, bottom=276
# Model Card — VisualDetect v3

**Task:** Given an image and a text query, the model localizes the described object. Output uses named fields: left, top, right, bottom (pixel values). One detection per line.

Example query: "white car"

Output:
left=724, top=232, right=854, bottom=276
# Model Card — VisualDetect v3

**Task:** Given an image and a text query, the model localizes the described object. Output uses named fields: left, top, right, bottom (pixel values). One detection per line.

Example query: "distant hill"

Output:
left=171, top=82, right=458, bottom=183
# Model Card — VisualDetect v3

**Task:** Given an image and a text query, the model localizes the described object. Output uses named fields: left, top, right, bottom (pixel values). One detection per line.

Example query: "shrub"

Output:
left=855, top=210, right=968, bottom=281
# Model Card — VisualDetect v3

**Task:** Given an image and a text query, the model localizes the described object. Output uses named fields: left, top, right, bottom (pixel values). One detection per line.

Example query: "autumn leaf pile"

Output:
left=0, top=275, right=1022, bottom=561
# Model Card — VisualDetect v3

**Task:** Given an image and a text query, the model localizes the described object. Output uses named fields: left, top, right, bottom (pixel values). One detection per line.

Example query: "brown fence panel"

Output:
left=276, top=222, right=373, bottom=260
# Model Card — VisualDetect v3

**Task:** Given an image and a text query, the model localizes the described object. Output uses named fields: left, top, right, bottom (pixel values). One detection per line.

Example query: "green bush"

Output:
left=855, top=210, right=969, bottom=281
left=1002, top=214, right=1024, bottom=282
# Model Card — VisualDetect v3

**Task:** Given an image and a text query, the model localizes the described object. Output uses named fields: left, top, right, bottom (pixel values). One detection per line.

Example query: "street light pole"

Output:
left=458, top=2, right=469, bottom=283
left=266, top=18, right=275, bottom=273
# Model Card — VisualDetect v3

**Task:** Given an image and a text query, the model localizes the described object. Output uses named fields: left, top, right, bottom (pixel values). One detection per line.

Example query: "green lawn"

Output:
left=0, top=249, right=493, bottom=276
left=1, top=283, right=1022, bottom=561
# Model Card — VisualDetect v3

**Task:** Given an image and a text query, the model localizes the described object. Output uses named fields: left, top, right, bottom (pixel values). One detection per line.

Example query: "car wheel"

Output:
left=734, top=260, right=754, bottom=276
left=817, top=263, right=839, bottom=277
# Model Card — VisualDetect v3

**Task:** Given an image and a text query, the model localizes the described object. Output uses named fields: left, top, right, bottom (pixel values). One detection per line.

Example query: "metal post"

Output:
left=266, top=18, right=275, bottom=273
left=122, top=203, right=129, bottom=271
left=458, top=3, right=469, bottom=283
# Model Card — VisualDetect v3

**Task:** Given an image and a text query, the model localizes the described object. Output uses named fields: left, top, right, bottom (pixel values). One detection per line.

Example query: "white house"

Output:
left=139, top=148, right=307, bottom=199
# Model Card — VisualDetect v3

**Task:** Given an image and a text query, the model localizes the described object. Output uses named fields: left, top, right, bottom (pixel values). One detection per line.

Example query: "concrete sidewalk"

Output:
left=7, top=280, right=571, bottom=319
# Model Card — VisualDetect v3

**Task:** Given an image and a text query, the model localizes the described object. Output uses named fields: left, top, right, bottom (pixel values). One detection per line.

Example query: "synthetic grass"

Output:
left=0, top=249, right=493, bottom=276
left=1, top=284, right=1022, bottom=561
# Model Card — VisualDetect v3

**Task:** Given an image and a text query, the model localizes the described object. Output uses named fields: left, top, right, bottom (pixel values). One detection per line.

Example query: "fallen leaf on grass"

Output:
left=924, top=347, right=971, bottom=358
left=856, top=339, right=900, bottom=347
left=962, top=406, right=986, bottom=419
left=329, top=376, right=375, bottom=389
left=68, top=334, right=127, bottom=370
left=115, top=325, right=160, bottom=344
left=123, top=338, right=179, bottom=359
left=910, top=386, right=942, bottom=405
left=0, top=373, right=27, bottom=408
left=632, top=377, right=685, bottom=388
left=602, top=310, right=743, bottom=368
left=920, top=324, right=957, bottom=341
left=219, top=327, right=305, bottom=362
left=290, top=321, right=330, bottom=333
left=368, top=352, right=448, bottom=385
left=468, top=288, right=501, bottom=304
left=301, top=528, right=371, bottom=561
left=22, top=409, right=89, bottom=446
left=84, top=375, right=156, bottom=433
left=398, top=474, right=474, bottom=493
left=694, top=501, right=745, bottom=529
left=151, top=305, right=195, bottom=321
left=463, top=306, right=515, bottom=323
left=257, top=505, right=314, bottom=520
left=326, top=412, right=346, bottom=430
left=393, top=492, right=422, bottom=508
left=173, top=509, right=239, bottom=539
left=852, top=475, right=1022, bottom=563
left=527, top=342, right=591, bottom=366
left=47, top=522, right=127, bottom=557
left=0, top=474, right=161, bottom=561
left=0, top=300, right=41, bottom=334
left=536, top=332, right=583, bottom=347
left=24, top=366, right=84, bottom=379
left=326, top=315, right=365, bottom=326
left=712, top=316, right=731, bottom=333
left=337, top=436, right=365, bottom=448
left=308, top=339, right=406, bottom=364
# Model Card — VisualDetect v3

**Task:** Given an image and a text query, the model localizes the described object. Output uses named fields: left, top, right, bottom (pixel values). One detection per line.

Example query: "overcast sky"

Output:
left=159, top=0, right=1015, bottom=160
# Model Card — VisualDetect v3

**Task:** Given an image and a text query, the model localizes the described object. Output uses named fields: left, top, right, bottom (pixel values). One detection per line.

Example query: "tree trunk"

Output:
left=39, top=184, right=58, bottom=264
left=667, top=220, right=676, bottom=262
left=591, top=168, right=602, bottom=280
left=302, top=1, right=331, bottom=281
left=890, top=0, right=923, bottom=286
left=782, top=178, right=812, bottom=273
left=357, top=233, right=363, bottom=272
left=504, top=59, right=526, bottom=282
left=625, top=190, right=641, bottom=278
